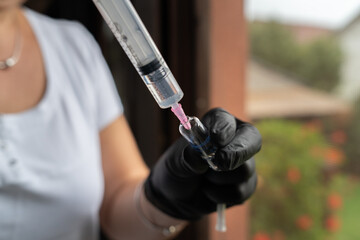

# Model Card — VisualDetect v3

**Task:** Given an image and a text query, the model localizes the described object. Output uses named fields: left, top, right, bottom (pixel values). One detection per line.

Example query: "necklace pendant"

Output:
left=0, top=16, right=22, bottom=71
left=5, top=58, right=16, bottom=68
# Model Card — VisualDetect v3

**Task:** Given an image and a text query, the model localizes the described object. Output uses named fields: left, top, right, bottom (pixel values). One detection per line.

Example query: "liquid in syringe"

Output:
left=93, top=0, right=183, bottom=109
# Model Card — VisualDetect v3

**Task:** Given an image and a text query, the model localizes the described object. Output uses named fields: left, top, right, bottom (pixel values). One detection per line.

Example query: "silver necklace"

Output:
left=0, top=22, right=23, bottom=71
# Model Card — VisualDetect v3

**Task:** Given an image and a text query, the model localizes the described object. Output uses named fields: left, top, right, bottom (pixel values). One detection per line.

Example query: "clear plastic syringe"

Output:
left=93, top=0, right=182, bottom=109
left=93, top=0, right=226, bottom=232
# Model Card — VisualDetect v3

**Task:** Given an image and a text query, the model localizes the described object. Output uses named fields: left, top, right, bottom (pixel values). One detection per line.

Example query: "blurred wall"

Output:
left=338, top=15, right=360, bottom=101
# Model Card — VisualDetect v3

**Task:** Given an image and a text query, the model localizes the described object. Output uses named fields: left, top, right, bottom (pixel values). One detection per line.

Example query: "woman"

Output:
left=0, top=1, right=262, bottom=239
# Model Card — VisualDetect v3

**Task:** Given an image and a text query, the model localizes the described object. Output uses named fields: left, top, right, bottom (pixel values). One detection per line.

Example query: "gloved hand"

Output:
left=144, top=108, right=262, bottom=220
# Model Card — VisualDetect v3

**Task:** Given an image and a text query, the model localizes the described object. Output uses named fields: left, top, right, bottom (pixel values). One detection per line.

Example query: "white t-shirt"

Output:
left=0, top=9, right=123, bottom=240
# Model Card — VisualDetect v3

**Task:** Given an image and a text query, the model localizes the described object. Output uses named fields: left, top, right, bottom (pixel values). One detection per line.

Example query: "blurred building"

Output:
left=246, top=60, right=350, bottom=120
left=336, top=12, right=360, bottom=101
left=285, top=24, right=331, bottom=43
left=251, top=20, right=332, bottom=44
left=249, top=17, right=360, bottom=104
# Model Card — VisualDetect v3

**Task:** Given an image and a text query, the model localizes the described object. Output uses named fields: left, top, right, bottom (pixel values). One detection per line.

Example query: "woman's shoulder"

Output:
left=24, top=8, right=98, bottom=57
left=25, top=8, right=88, bottom=34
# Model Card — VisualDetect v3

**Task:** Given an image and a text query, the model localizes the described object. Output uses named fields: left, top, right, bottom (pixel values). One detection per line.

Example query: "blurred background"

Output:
left=247, top=0, right=360, bottom=240
left=25, top=0, right=359, bottom=239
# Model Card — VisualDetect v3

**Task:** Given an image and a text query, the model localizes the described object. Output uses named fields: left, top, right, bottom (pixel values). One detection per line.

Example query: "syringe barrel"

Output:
left=93, top=0, right=183, bottom=108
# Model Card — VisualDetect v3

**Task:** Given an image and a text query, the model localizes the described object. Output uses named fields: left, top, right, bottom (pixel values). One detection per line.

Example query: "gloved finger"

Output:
left=146, top=185, right=217, bottom=221
left=203, top=184, right=242, bottom=204
left=213, top=122, right=262, bottom=171
left=237, top=171, right=258, bottom=203
left=161, top=138, right=208, bottom=178
left=203, top=172, right=258, bottom=204
left=201, top=108, right=237, bottom=147
left=145, top=171, right=203, bottom=203
left=205, top=157, right=256, bottom=185
left=183, top=145, right=209, bottom=175
left=172, top=191, right=218, bottom=220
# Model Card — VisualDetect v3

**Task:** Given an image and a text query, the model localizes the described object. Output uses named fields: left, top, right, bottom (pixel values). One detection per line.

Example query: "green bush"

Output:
left=298, top=38, right=342, bottom=91
left=250, top=120, right=345, bottom=240
left=250, top=22, right=301, bottom=73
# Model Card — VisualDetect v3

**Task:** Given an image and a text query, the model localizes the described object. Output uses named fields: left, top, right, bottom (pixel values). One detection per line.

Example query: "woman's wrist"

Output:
left=134, top=182, right=187, bottom=237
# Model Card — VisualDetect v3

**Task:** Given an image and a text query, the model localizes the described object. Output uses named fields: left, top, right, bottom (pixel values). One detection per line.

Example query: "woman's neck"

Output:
left=0, top=7, right=19, bottom=35
left=0, top=7, right=22, bottom=61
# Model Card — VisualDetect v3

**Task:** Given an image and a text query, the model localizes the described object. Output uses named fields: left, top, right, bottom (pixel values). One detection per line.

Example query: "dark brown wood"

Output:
left=163, top=1, right=210, bottom=239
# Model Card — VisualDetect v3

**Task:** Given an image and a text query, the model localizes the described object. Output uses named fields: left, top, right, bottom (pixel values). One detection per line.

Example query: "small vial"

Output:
left=179, top=116, right=218, bottom=171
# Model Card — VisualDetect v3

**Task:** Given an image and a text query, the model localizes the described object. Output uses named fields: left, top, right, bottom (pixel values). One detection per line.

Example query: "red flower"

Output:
left=325, top=215, right=341, bottom=232
left=330, top=130, right=347, bottom=145
left=287, top=167, right=301, bottom=183
left=253, top=232, right=271, bottom=240
left=324, top=147, right=345, bottom=166
left=296, top=215, right=313, bottom=230
left=327, top=193, right=343, bottom=210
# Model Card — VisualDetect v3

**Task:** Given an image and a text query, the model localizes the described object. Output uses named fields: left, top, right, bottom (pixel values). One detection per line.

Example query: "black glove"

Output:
left=144, top=108, right=262, bottom=220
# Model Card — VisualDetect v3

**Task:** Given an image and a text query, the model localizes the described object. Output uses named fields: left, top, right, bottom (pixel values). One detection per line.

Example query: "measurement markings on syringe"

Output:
left=112, top=22, right=141, bottom=65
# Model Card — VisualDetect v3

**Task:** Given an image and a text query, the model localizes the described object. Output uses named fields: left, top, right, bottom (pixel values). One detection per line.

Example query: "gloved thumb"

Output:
left=201, top=108, right=237, bottom=147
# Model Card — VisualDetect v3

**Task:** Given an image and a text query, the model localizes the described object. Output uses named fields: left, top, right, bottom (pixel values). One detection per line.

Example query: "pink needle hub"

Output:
left=171, top=103, right=191, bottom=130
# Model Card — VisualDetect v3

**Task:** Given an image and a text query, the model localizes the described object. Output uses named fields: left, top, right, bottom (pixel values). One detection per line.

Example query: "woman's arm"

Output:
left=99, top=115, right=186, bottom=240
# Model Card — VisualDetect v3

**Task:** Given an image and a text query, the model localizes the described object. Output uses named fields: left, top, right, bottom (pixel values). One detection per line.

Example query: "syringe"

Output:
left=93, top=0, right=182, bottom=109
left=93, top=0, right=226, bottom=232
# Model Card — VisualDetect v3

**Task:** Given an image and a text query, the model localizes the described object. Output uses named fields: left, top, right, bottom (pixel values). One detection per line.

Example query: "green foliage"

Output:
left=299, top=38, right=342, bottom=91
left=250, top=22, right=342, bottom=92
left=250, top=22, right=301, bottom=72
left=334, top=181, right=360, bottom=240
left=250, top=120, right=336, bottom=239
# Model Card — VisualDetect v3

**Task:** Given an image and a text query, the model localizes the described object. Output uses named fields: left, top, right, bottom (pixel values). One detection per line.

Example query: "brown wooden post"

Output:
left=196, top=0, right=249, bottom=239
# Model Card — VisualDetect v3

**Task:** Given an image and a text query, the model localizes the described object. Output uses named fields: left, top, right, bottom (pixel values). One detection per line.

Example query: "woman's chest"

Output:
left=0, top=108, right=104, bottom=240
left=0, top=102, right=100, bottom=181
left=0, top=57, right=46, bottom=116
